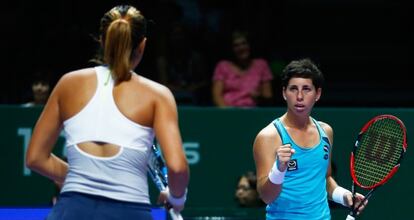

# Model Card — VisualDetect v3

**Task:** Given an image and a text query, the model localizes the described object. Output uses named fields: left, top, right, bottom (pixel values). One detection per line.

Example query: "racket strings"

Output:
left=354, top=118, right=404, bottom=187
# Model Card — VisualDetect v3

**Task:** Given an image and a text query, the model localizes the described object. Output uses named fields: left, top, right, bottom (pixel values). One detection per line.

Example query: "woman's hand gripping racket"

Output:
left=148, top=145, right=184, bottom=220
left=346, top=114, right=407, bottom=220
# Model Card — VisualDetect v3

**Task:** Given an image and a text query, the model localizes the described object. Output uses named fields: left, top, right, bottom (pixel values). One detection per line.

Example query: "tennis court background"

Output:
left=1, top=106, right=412, bottom=219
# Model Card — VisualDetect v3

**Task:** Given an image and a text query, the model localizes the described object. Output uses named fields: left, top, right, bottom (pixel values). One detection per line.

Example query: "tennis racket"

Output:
left=346, top=114, right=407, bottom=220
left=148, top=145, right=184, bottom=220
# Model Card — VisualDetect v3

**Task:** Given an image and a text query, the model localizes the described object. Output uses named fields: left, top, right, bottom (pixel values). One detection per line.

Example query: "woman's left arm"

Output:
left=321, top=122, right=339, bottom=197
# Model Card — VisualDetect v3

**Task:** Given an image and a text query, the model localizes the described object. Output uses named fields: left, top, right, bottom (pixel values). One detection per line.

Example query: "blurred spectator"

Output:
left=235, top=171, right=265, bottom=207
left=156, top=22, right=210, bottom=105
left=212, top=30, right=273, bottom=108
left=22, top=72, right=51, bottom=107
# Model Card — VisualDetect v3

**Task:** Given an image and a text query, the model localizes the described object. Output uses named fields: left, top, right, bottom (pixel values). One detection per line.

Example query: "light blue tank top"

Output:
left=266, top=118, right=331, bottom=220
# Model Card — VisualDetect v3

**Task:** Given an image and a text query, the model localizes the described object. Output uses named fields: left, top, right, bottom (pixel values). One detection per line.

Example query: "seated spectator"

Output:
left=22, top=72, right=51, bottom=107
left=212, top=31, right=273, bottom=108
left=235, top=171, right=266, bottom=207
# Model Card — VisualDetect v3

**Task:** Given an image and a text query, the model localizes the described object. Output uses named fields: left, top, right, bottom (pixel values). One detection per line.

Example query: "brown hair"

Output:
left=99, top=5, right=147, bottom=82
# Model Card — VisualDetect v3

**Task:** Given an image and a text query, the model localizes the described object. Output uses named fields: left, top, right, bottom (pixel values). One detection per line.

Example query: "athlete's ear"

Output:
left=282, top=87, right=287, bottom=100
left=315, top=88, right=322, bottom=101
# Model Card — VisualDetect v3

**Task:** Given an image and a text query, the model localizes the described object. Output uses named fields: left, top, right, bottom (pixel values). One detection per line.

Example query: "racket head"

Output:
left=350, top=114, right=407, bottom=189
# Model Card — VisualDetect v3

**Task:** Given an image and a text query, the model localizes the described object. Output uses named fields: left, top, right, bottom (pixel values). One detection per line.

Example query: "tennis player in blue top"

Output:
left=253, top=58, right=367, bottom=219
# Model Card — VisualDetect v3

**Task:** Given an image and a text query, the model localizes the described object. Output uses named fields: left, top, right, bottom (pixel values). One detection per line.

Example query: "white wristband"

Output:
left=268, top=162, right=286, bottom=184
left=165, top=186, right=187, bottom=206
left=332, top=186, right=351, bottom=206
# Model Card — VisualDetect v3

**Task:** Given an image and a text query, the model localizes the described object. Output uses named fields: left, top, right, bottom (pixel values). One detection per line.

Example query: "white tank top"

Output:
left=61, top=65, right=155, bottom=203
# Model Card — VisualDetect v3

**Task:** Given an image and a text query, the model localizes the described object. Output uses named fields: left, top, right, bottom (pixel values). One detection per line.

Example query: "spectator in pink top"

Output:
left=212, top=31, right=273, bottom=107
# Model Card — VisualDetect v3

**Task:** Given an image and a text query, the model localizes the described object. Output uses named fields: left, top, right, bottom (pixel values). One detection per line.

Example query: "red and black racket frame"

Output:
left=348, top=114, right=407, bottom=217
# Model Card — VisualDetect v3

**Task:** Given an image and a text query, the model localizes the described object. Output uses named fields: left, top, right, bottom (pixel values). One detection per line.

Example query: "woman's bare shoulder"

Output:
left=132, top=74, right=173, bottom=98
left=58, top=68, right=96, bottom=86
left=256, top=122, right=280, bottom=143
left=53, top=68, right=96, bottom=94
left=60, top=68, right=96, bottom=82
left=318, top=120, right=334, bottom=144
left=318, top=121, right=333, bottom=134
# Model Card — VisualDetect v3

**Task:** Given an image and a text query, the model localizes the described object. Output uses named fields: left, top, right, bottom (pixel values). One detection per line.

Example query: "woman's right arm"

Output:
left=153, top=85, right=189, bottom=198
left=26, top=76, right=69, bottom=185
left=253, top=125, right=286, bottom=204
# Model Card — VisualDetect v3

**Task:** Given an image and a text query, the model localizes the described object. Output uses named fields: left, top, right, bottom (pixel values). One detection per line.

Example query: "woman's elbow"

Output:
left=25, top=153, right=40, bottom=170
left=168, top=161, right=189, bottom=176
left=258, top=186, right=280, bottom=204
left=258, top=190, right=273, bottom=204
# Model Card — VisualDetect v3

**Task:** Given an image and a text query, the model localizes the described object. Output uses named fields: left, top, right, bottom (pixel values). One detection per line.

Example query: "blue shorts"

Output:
left=47, top=191, right=153, bottom=220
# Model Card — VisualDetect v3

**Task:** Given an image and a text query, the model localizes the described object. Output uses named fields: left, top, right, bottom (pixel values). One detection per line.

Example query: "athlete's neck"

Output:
left=281, top=113, right=311, bottom=130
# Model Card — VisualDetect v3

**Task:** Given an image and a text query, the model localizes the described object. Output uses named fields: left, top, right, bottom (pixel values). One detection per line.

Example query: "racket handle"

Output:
left=168, top=209, right=183, bottom=220
left=346, top=214, right=355, bottom=220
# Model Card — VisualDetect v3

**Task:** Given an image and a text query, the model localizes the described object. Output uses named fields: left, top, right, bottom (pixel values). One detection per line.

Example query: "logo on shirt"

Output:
left=323, top=145, right=330, bottom=160
left=287, top=159, right=298, bottom=171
